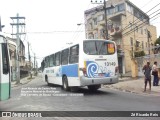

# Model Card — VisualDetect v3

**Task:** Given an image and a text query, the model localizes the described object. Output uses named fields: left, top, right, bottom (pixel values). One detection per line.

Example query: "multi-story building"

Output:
left=84, top=0, right=157, bottom=74
left=7, top=37, right=27, bottom=79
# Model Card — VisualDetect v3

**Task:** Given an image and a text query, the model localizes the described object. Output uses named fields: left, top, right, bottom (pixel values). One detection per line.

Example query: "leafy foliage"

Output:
left=154, top=36, right=160, bottom=45
left=134, top=51, right=145, bottom=57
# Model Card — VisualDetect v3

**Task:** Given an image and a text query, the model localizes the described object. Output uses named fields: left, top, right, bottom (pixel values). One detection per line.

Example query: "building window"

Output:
left=146, top=42, right=147, bottom=47
left=139, top=14, right=144, bottom=20
left=141, top=27, right=143, bottom=34
left=100, top=29, right=105, bottom=38
left=129, top=22, right=132, bottom=30
left=136, top=26, right=138, bottom=32
left=94, top=32, right=98, bottom=39
left=127, top=3, right=133, bottom=14
left=115, top=3, right=125, bottom=13
left=107, top=8, right=114, bottom=15
left=142, top=41, right=144, bottom=49
left=130, top=37, right=133, bottom=46
left=89, top=23, right=93, bottom=30
left=144, top=29, right=147, bottom=34
left=93, top=18, right=97, bottom=25
left=97, top=15, right=104, bottom=22
left=136, top=40, right=140, bottom=47
left=88, top=34, right=94, bottom=39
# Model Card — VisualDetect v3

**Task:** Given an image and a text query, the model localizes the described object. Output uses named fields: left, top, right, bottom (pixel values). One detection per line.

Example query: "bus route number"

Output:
left=105, top=62, right=116, bottom=66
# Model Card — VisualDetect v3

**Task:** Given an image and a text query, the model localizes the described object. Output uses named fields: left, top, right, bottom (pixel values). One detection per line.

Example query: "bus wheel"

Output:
left=63, top=76, right=70, bottom=91
left=88, top=85, right=101, bottom=91
left=45, top=75, right=50, bottom=86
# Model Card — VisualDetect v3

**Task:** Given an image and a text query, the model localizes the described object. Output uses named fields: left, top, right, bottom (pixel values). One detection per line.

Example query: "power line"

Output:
left=26, top=31, right=84, bottom=34
left=122, top=11, right=160, bottom=37
left=141, top=0, right=154, bottom=9
left=116, top=0, right=157, bottom=32
left=121, top=2, right=160, bottom=33
left=71, top=3, right=91, bottom=42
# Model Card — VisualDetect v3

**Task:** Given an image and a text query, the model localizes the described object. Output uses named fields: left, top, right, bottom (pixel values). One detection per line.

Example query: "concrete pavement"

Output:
left=104, top=76, right=160, bottom=96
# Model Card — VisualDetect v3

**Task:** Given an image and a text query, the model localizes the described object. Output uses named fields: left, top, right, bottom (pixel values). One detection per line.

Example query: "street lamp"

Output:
left=77, top=23, right=84, bottom=26
left=0, top=16, right=5, bottom=32
left=66, top=42, right=73, bottom=45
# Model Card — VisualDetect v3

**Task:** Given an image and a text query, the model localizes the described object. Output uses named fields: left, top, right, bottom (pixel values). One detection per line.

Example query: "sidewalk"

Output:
left=104, top=76, right=160, bottom=96
left=11, top=76, right=36, bottom=88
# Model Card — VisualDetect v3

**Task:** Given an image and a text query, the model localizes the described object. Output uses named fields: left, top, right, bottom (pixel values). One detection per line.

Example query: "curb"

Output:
left=11, top=77, right=35, bottom=88
left=104, top=85, right=159, bottom=96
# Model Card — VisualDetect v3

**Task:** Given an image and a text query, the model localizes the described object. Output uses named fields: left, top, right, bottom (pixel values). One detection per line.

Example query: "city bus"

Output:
left=0, top=32, right=11, bottom=100
left=41, top=39, right=119, bottom=91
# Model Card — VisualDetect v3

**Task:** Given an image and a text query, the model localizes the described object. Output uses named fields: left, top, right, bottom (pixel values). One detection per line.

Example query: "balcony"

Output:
left=99, top=20, right=105, bottom=26
left=109, top=12, right=125, bottom=21
left=110, top=26, right=122, bottom=36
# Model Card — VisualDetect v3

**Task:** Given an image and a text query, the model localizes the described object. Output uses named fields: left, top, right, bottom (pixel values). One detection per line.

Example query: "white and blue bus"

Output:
left=0, top=32, right=11, bottom=100
left=41, top=39, right=119, bottom=91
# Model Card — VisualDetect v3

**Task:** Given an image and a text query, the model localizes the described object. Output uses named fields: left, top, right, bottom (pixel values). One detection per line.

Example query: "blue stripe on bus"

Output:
left=61, top=64, right=78, bottom=77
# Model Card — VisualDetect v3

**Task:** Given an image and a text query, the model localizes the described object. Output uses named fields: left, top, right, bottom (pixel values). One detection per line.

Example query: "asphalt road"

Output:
left=0, top=75, right=160, bottom=120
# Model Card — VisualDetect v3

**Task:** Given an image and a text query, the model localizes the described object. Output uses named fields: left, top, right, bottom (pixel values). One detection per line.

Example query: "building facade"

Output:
left=7, top=37, right=28, bottom=80
left=84, top=0, right=157, bottom=74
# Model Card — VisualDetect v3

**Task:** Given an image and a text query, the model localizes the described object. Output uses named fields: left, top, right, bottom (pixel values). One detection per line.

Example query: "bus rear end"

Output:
left=79, top=40, right=119, bottom=90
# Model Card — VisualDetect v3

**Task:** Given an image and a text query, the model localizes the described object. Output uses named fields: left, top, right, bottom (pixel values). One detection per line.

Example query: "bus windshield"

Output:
left=83, top=41, right=115, bottom=55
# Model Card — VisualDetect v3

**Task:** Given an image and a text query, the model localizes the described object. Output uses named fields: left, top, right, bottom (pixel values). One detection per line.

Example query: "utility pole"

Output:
left=0, top=16, right=5, bottom=32
left=28, top=42, right=32, bottom=78
left=36, top=61, right=38, bottom=76
left=10, top=13, right=26, bottom=84
left=34, top=53, right=36, bottom=75
left=147, top=30, right=151, bottom=55
left=91, top=0, right=114, bottom=40
left=103, top=0, right=108, bottom=39
left=0, top=16, right=1, bottom=31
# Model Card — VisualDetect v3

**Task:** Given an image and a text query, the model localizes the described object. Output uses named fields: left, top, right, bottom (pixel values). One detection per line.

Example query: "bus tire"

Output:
left=62, top=76, right=70, bottom=91
left=45, top=75, right=50, bottom=86
left=88, top=85, right=101, bottom=91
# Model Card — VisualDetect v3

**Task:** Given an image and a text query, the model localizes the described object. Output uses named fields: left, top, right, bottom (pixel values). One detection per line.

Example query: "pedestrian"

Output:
left=142, top=62, right=152, bottom=92
left=152, top=61, right=159, bottom=86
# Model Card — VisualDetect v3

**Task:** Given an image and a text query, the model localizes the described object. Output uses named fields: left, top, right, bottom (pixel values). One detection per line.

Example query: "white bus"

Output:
left=41, top=39, right=119, bottom=91
left=0, top=32, right=11, bottom=100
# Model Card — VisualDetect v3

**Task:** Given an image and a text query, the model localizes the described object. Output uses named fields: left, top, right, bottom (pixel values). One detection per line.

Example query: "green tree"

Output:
left=154, top=36, right=160, bottom=45
left=134, top=51, right=145, bottom=57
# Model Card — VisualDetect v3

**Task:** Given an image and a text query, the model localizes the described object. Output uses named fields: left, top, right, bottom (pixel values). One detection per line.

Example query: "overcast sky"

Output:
left=0, top=0, right=160, bottom=67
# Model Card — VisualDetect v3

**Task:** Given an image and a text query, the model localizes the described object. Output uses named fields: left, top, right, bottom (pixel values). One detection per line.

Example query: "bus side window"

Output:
left=61, top=49, right=69, bottom=65
left=69, top=44, right=79, bottom=64
left=2, top=43, right=9, bottom=74
left=53, top=55, right=56, bottom=66
left=41, top=60, right=45, bottom=72
left=49, top=54, right=55, bottom=67
left=55, top=52, right=60, bottom=66
left=45, top=57, right=49, bottom=68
